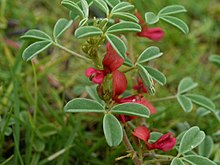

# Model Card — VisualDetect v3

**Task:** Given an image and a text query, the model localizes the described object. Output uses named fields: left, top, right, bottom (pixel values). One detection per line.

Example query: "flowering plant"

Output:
left=20, top=0, right=219, bottom=164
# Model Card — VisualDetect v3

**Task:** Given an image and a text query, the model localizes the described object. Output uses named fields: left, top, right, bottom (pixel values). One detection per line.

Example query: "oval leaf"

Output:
left=112, top=12, right=139, bottom=23
left=104, top=0, right=120, bottom=8
left=22, top=40, right=52, bottom=61
left=137, top=64, right=155, bottom=95
left=103, top=114, right=123, bottom=147
left=64, top=98, right=104, bottom=113
left=159, top=5, right=187, bottom=16
left=107, top=21, right=141, bottom=34
left=106, top=34, right=126, bottom=59
left=111, top=103, right=150, bottom=118
left=137, top=46, right=163, bottom=63
left=160, top=16, right=189, bottom=34
left=145, top=12, right=159, bottom=25
left=111, top=2, right=134, bottom=13
left=185, top=94, right=216, bottom=111
left=183, top=155, right=217, bottom=165
left=53, top=18, right=73, bottom=39
left=21, top=29, right=52, bottom=41
left=209, top=54, right=220, bottom=68
left=178, top=77, right=198, bottom=94
left=198, top=136, right=214, bottom=158
left=145, top=66, right=166, bottom=86
left=177, top=95, right=193, bottom=112
left=171, top=158, right=185, bottom=165
left=179, top=126, right=205, bottom=154
left=93, top=0, right=109, bottom=15
left=81, top=0, right=89, bottom=18
left=75, top=26, right=102, bottom=38
left=85, top=85, right=105, bottom=105
left=61, top=0, right=84, bottom=18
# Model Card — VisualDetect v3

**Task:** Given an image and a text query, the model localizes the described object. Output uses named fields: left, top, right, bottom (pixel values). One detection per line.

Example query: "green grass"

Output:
left=0, top=0, right=220, bottom=164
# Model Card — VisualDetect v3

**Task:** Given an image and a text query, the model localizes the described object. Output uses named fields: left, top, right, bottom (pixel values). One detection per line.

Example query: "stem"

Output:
left=54, top=43, right=91, bottom=61
left=144, top=158, right=171, bottom=164
left=122, top=128, right=142, bottom=165
left=150, top=95, right=177, bottom=102
left=122, top=66, right=136, bottom=73
left=143, top=153, right=174, bottom=159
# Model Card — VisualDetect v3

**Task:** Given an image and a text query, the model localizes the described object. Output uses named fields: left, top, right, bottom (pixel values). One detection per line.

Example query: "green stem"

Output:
left=143, top=153, right=174, bottom=159
left=144, top=158, right=172, bottom=164
left=122, top=66, right=136, bottom=73
left=54, top=43, right=91, bottom=61
left=150, top=95, right=177, bottom=102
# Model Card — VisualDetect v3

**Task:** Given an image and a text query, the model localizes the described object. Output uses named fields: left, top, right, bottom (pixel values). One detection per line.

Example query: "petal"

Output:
left=135, top=12, right=145, bottom=26
left=85, top=68, right=105, bottom=84
left=140, top=97, right=157, bottom=114
left=137, top=27, right=164, bottom=41
left=117, top=115, right=137, bottom=123
left=112, top=70, right=127, bottom=98
left=85, top=68, right=96, bottom=77
left=132, top=126, right=150, bottom=142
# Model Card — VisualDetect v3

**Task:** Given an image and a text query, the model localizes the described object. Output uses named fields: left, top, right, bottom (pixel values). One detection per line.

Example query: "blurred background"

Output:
left=0, top=0, right=220, bottom=164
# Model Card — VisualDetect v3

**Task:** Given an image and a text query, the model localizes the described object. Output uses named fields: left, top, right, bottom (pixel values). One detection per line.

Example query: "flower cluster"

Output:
left=132, top=126, right=176, bottom=151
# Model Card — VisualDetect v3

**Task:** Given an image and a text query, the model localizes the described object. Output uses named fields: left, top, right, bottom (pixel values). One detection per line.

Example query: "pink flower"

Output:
left=112, top=70, right=127, bottom=98
left=132, top=126, right=176, bottom=152
left=85, top=68, right=105, bottom=84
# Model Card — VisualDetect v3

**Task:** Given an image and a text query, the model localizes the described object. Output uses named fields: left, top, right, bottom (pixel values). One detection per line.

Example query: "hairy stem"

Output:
left=150, top=95, right=177, bottom=102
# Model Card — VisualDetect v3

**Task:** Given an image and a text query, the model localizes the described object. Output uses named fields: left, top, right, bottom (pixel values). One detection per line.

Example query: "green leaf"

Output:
left=21, top=29, right=52, bottom=41
left=149, top=132, right=163, bottom=143
left=177, top=95, right=193, bottom=112
left=178, top=77, right=198, bottom=94
left=171, top=158, right=185, bottom=165
left=112, top=12, right=139, bottom=23
left=183, top=155, right=217, bottom=165
left=106, top=34, right=126, bottom=59
left=111, top=2, right=134, bottom=13
left=145, top=12, right=159, bottom=24
left=137, top=46, right=163, bottom=63
left=22, top=40, right=52, bottom=61
left=144, top=66, right=166, bottom=86
left=160, top=16, right=189, bottom=34
left=185, top=94, right=216, bottom=111
left=158, top=5, right=187, bottom=16
left=61, top=0, right=84, bottom=18
left=209, top=54, right=220, bottom=68
left=81, top=0, right=89, bottom=18
left=69, top=11, right=79, bottom=21
left=123, top=57, right=133, bottom=67
left=78, top=17, right=88, bottom=27
left=33, top=138, right=45, bottom=152
left=64, top=98, right=104, bottom=113
left=75, top=26, right=102, bottom=38
left=85, top=85, right=105, bottom=105
left=93, top=0, right=109, bottom=15
left=137, top=64, right=155, bottom=95
left=198, top=136, right=214, bottom=158
left=53, top=18, right=73, bottom=40
left=111, top=103, right=150, bottom=118
left=179, top=126, right=205, bottom=154
left=107, top=21, right=141, bottom=34
left=38, top=124, right=59, bottom=137
left=103, top=114, right=123, bottom=147
left=104, top=0, right=120, bottom=8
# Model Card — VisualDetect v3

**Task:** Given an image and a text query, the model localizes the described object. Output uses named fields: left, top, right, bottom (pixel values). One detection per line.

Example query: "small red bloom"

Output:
left=112, top=70, right=127, bottom=98
left=85, top=68, right=105, bottom=84
left=137, top=27, right=164, bottom=41
left=132, top=126, right=150, bottom=142
left=146, top=133, right=177, bottom=151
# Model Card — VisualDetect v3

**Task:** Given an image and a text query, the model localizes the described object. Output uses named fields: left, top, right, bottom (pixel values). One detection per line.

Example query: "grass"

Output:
left=0, top=0, right=220, bottom=164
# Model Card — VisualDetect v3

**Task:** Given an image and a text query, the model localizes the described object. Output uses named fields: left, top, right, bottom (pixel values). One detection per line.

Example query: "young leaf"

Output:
left=111, top=103, right=150, bottom=118
left=179, top=126, right=205, bottom=154
left=21, top=29, right=52, bottom=41
left=112, top=12, right=139, bottom=23
left=61, top=0, right=84, bottom=18
left=137, top=64, right=155, bottom=95
left=198, top=136, right=214, bottom=158
left=145, top=12, right=159, bottom=25
left=104, top=0, right=120, bottom=8
left=81, top=0, right=89, bottom=18
left=106, top=34, right=126, bottom=59
left=137, top=46, right=163, bottom=63
left=103, top=114, right=123, bottom=147
left=171, top=158, right=185, bottom=165
left=183, top=155, right=217, bottom=165
left=106, top=21, right=141, bottom=34
left=93, top=0, right=109, bottom=15
left=185, top=94, right=216, bottom=111
left=160, top=16, right=189, bottom=34
left=177, top=77, right=198, bottom=94
left=64, top=98, right=104, bottom=113
left=177, top=95, right=193, bottom=112
left=75, top=26, right=102, bottom=38
left=145, top=66, right=166, bottom=86
left=53, top=18, right=73, bottom=40
left=111, top=2, right=134, bottom=13
left=209, top=54, right=220, bottom=68
left=158, top=5, right=187, bottom=16
left=22, top=40, right=52, bottom=61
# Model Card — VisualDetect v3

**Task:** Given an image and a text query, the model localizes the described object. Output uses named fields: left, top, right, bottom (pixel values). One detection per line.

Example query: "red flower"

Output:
left=112, top=70, right=127, bottom=98
left=133, top=77, right=148, bottom=93
left=132, top=126, right=176, bottom=152
left=85, top=68, right=105, bottom=84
